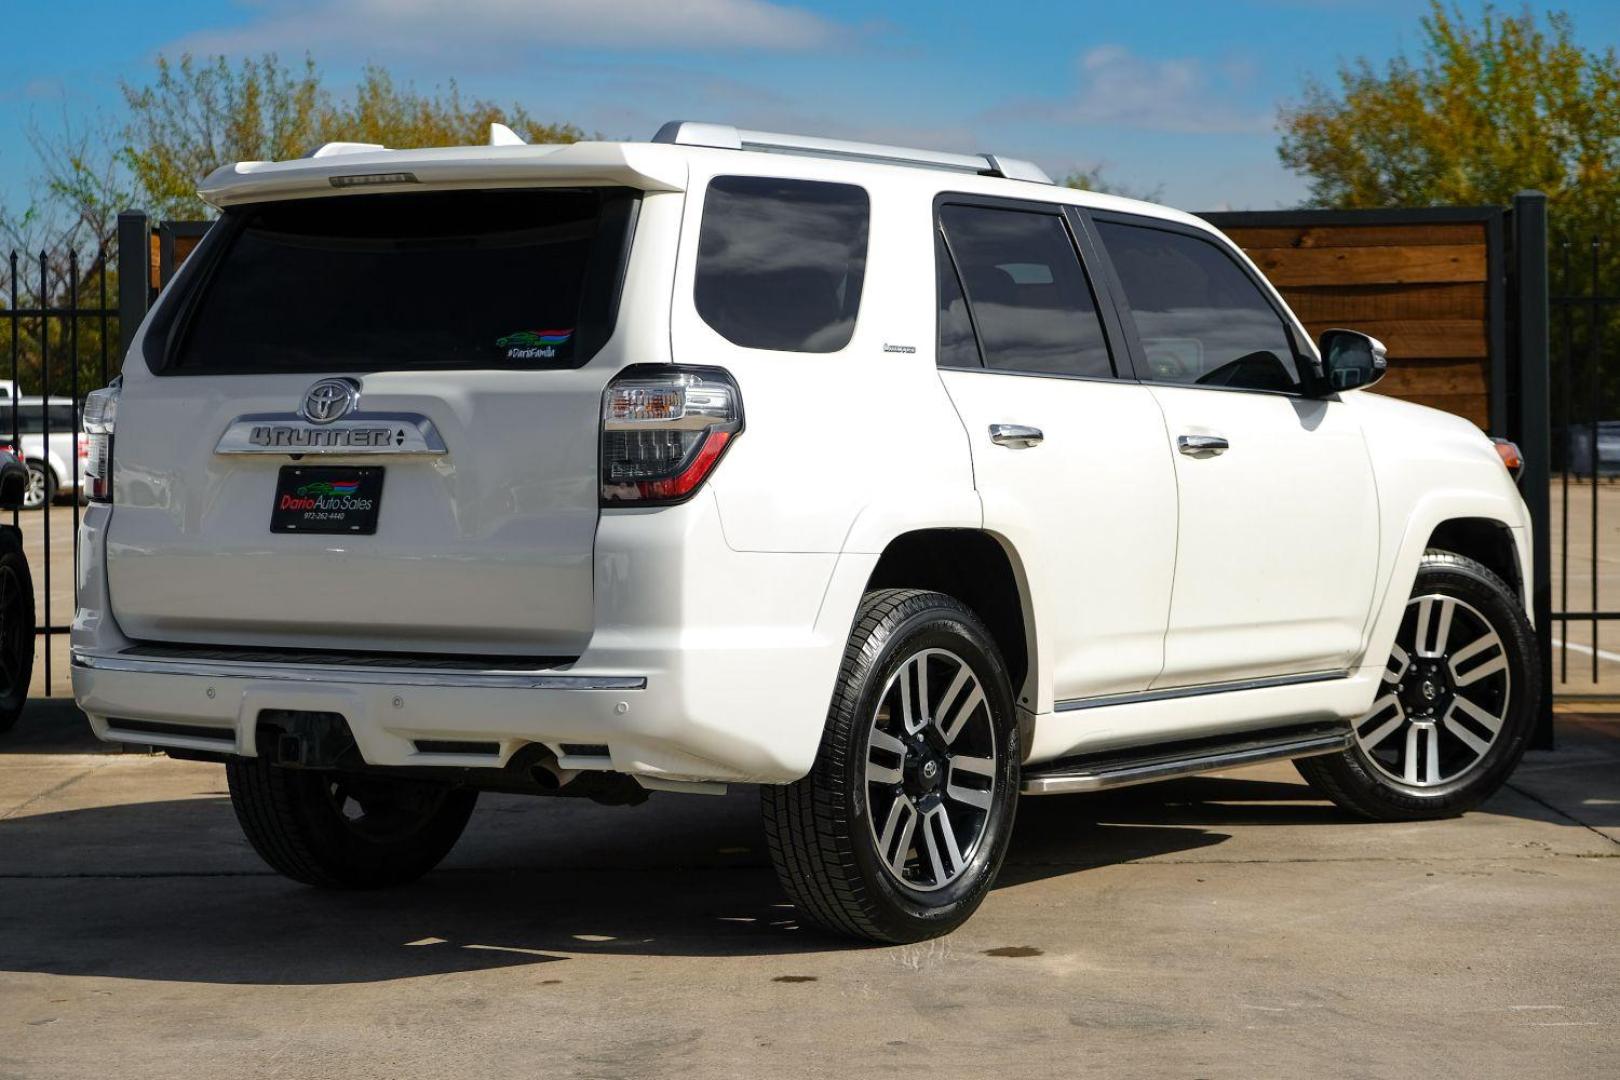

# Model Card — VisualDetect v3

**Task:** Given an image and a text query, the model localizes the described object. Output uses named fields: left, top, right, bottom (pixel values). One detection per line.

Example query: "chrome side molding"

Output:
left=1056, top=669, right=1351, bottom=712
left=214, top=412, right=447, bottom=455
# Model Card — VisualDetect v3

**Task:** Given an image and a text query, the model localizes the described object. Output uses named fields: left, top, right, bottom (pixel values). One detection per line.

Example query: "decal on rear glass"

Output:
left=497, top=329, right=574, bottom=360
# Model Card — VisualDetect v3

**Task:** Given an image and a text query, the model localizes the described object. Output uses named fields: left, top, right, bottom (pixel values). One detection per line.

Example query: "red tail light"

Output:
left=83, top=383, right=119, bottom=503
left=600, top=366, right=742, bottom=506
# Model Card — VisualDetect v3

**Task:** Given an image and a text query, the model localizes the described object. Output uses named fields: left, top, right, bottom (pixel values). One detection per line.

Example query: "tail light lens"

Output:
left=82, top=383, right=119, bottom=503
left=600, top=365, right=742, bottom=506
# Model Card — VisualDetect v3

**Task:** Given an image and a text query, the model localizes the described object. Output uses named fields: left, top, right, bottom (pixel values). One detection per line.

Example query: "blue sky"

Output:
left=2, top=1, right=1615, bottom=215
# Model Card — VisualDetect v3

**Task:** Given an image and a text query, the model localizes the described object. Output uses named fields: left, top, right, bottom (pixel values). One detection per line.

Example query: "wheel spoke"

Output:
left=1451, top=694, right=1504, bottom=736
left=876, top=794, right=919, bottom=876
left=922, top=804, right=964, bottom=885
left=1442, top=706, right=1493, bottom=757
left=1449, top=631, right=1507, bottom=687
left=866, top=727, right=905, bottom=786
left=931, top=664, right=973, bottom=741
left=899, top=656, right=928, bottom=735
left=1414, top=596, right=1455, bottom=658
left=1357, top=695, right=1406, bottom=749
left=1385, top=642, right=1411, bottom=684
left=1403, top=724, right=1420, bottom=784
left=936, top=679, right=985, bottom=746
left=945, top=754, right=995, bottom=811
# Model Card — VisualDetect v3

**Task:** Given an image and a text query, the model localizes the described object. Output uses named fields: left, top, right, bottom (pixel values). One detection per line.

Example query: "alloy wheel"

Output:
left=1356, top=593, right=1512, bottom=787
left=22, top=464, right=46, bottom=510
left=865, top=648, right=997, bottom=892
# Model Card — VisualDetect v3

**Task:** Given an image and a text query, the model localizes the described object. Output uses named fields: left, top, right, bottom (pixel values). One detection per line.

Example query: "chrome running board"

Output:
left=1020, top=723, right=1351, bottom=795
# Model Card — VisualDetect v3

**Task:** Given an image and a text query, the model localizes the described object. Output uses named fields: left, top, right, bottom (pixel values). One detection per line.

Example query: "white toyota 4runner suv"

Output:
left=73, top=122, right=1539, bottom=943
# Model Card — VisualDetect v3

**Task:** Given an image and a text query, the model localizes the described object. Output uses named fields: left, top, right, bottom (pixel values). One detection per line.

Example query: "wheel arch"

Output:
left=864, top=528, right=1036, bottom=710
left=1426, top=517, right=1525, bottom=605
left=1361, top=495, right=1532, bottom=701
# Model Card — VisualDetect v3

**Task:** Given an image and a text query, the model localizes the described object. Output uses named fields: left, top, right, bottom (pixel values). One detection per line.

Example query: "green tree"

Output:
left=120, top=54, right=584, bottom=220
left=1278, top=3, right=1619, bottom=239
left=1279, top=2, right=1620, bottom=449
left=1061, top=165, right=1163, bottom=203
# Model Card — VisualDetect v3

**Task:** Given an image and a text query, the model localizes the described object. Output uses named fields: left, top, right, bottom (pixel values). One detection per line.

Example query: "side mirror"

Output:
left=1318, top=329, right=1388, bottom=392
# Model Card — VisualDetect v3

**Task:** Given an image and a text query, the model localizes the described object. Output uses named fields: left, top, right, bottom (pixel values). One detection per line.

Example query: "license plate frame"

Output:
left=270, top=465, right=385, bottom=535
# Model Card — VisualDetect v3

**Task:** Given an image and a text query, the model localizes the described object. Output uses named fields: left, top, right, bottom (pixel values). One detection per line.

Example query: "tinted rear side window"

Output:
left=937, top=204, right=1113, bottom=378
left=694, top=176, right=869, bottom=353
left=1096, top=220, right=1305, bottom=393
left=161, top=188, right=636, bottom=374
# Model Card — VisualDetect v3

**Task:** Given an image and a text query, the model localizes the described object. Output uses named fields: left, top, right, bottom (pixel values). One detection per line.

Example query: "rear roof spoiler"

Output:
left=197, top=142, right=688, bottom=208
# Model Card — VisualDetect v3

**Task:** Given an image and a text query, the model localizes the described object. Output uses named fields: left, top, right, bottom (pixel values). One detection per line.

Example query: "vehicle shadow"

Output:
left=0, top=780, right=1244, bottom=983
left=2, top=718, right=1613, bottom=984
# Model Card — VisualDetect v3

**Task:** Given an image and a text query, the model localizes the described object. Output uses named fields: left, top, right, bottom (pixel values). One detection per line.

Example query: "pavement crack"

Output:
left=0, top=758, right=116, bottom=822
left=1504, top=779, right=1620, bottom=849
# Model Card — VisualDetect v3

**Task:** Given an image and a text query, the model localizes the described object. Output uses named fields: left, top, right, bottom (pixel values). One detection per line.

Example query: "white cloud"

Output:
left=175, top=0, right=842, bottom=56
left=990, top=45, right=1276, bottom=136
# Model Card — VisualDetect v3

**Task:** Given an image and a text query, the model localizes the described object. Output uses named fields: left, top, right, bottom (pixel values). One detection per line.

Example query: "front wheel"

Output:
left=1298, top=551, right=1540, bottom=820
left=227, top=759, right=477, bottom=888
left=763, top=589, right=1020, bottom=943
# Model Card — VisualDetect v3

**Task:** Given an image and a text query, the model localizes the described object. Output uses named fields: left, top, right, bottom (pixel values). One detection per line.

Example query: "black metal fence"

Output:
left=0, top=211, right=205, bottom=695
left=1550, top=226, right=1620, bottom=692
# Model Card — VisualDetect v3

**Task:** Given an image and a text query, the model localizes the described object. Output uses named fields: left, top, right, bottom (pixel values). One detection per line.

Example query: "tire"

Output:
left=21, top=462, right=53, bottom=512
left=1297, top=550, right=1539, bottom=821
left=0, top=531, right=33, bottom=733
left=763, top=588, right=1020, bottom=943
left=226, top=758, right=477, bottom=888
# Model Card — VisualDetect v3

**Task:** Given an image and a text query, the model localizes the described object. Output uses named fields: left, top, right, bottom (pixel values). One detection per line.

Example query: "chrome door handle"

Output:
left=1177, top=434, right=1230, bottom=456
left=989, top=424, right=1044, bottom=448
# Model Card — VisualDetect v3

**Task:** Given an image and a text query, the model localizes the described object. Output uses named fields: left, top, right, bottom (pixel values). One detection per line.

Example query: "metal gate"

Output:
left=0, top=212, right=206, bottom=696
left=1550, top=222, right=1620, bottom=696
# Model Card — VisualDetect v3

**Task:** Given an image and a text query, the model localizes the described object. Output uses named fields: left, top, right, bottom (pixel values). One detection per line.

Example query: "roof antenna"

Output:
left=489, top=123, right=526, bottom=147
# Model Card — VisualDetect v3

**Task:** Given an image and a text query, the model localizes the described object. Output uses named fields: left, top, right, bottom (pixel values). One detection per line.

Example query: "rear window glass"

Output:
left=162, top=188, right=636, bottom=374
left=694, top=176, right=869, bottom=353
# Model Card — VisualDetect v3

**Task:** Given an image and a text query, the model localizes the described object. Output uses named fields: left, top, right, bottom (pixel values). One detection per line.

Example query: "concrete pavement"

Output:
left=1, top=710, right=1617, bottom=1079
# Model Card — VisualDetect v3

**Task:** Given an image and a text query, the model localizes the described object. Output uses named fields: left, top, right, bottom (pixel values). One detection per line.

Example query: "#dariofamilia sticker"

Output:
left=497, top=329, right=574, bottom=360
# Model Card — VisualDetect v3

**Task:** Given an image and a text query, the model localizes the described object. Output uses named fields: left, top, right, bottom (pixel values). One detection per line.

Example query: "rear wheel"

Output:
left=763, top=589, right=1020, bottom=943
left=1297, top=551, right=1538, bottom=820
left=226, top=759, right=477, bottom=888
left=0, top=532, right=33, bottom=733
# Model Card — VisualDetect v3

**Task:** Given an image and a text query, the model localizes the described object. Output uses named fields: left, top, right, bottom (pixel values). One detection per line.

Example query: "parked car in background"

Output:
left=0, top=448, right=34, bottom=733
left=71, top=122, right=1539, bottom=942
left=1562, top=420, right=1620, bottom=477
left=2, top=397, right=86, bottom=509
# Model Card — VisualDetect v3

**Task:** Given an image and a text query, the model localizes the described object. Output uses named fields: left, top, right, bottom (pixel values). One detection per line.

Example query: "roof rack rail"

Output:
left=651, top=121, right=1052, bottom=185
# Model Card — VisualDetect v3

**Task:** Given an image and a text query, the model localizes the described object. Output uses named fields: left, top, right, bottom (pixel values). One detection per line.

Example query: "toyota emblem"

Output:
left=300, top=379, right=360, bottom=424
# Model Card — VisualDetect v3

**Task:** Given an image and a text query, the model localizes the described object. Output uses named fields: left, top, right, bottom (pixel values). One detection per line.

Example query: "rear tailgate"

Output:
left=105, top=181, right=671, bottom=657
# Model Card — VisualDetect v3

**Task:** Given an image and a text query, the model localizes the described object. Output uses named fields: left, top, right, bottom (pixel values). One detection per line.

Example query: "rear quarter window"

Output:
left=694, top=176, right=869, bottom=353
